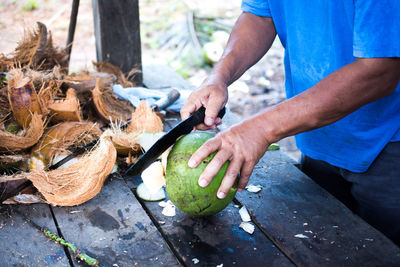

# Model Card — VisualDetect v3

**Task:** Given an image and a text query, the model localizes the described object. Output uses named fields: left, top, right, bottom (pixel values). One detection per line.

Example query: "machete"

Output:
left=124, top=106, right=226, bottom=176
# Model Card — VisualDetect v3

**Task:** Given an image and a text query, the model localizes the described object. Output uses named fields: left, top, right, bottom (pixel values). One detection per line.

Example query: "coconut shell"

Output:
left=0, top=113, right=45, bottom=152
left=92, top=78, right=134, bottom=123
left=31, top=121, right=102, bottom=168
left=48, top=88, right=82, bottom=122
left=127, top=100, right=163, bottom=133
left=27, top=132, right=117, bottom=206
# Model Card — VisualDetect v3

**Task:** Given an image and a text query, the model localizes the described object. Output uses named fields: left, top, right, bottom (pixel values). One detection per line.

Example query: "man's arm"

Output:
left=189, top=57, right=400, bottom=199
left=180, top=12, right=277, bottom=128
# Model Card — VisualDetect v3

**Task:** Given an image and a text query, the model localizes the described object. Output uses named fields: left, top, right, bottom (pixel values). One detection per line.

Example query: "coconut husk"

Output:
left=127, top=100, right=163, bottom=133
left=0, top=85, right=10, bottom=119
left=93, top=61, right=136, bottom=88
left=7, top=71, right=42, bottom=128
left=27, top=132, right=117, bottom=206
left=0, top=113, right=45, bottom=152
left=31, top=121, right=102, bottom=169
left=48, top=88, right=82, bottom=123
left=109, top=127, right=142, bottom=156
left=12, top=22, right=68, bottom=72
left=0, top=154, right=29, bottom=172
left=61, top=71, right=117, bottom=94
left=92, top=78, right=134, bottom=123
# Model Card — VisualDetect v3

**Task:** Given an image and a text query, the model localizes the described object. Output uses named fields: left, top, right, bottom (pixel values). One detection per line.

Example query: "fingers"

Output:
left=217, top=155, right=242, bottom=199
left=188, top=138, right=220, bottom=168
left=237, top=160, right=255, bottom=191
left=204, top=95, right=225, bottom=127
left=198, top=149, right=231, bottom=190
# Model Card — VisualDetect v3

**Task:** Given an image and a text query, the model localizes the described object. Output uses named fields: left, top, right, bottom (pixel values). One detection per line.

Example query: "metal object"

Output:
left=124, top=106, right=226, bottom=176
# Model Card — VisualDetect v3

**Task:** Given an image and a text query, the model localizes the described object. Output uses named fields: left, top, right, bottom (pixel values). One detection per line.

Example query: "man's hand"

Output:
left=188, top=116, right=271, bottom=199
left=180, top=75, right=228, bottom=130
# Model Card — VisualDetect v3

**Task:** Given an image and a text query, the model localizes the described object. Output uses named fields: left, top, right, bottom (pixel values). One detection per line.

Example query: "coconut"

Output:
left=48, top=88, right=82, bottom=122
left=27, top=132, right=117, bottom=206
left=92, top=78, right=134, bottom=123
left=93, top=61, right=137, bottom=88
left=109, top=127, right=141, bottom=156
left=30, top=121, right=102, bottom=170
left=127, top=101, right=163, bottom=133
left=0, top=113, right=45, bottom=152
left=165, top=132, right=237, bottom=217
left=7, top=76, right=41, bottom=128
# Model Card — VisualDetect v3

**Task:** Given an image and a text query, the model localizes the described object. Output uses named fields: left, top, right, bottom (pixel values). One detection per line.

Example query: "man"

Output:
left=181, top=1, right=400, bottom=245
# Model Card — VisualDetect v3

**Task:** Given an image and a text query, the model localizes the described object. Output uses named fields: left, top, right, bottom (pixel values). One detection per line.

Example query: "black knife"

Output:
left=124, top=106, right=226, bottom=176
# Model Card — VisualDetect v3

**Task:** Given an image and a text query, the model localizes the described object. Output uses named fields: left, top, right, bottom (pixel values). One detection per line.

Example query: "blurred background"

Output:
left=0, top=0, right=300, bottom=160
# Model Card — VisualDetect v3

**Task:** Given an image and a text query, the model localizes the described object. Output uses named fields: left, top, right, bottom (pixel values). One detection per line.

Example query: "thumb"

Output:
left=204, top=96, right=225, bottom=127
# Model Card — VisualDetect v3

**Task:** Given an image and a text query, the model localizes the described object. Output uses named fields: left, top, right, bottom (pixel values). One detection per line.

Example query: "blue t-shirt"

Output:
left=241, top=0, right=400, bottom=172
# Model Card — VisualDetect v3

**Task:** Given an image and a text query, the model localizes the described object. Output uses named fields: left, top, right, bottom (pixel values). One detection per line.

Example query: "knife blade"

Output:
left=124, top=106, right=226, bottom=176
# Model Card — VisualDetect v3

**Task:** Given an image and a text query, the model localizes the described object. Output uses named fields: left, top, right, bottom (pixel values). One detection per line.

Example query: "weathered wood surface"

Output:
left=236, top=151, right=400, bottom=266
left=51, top=176, right=178, bottom=267
left=0, top=204, right=69, bottom=266
left=92, top=0, right=143, bottom=84
left=138, top=197, right=294, bottom=267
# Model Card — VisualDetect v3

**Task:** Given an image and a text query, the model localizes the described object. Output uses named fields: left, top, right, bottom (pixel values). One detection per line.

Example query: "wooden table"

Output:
left=1, top=66, right=399, bottom=267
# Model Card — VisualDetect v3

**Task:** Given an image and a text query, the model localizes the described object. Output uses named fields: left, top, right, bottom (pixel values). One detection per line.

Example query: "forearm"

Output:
left=259, top=58, right=400, bottom=142
left=209, top=12, right=277, bottom=86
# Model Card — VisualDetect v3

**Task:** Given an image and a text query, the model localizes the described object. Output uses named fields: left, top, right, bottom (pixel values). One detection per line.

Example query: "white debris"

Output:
left=161, top=200, right=176, bottom=217
left=304, top=230, right=313, bottom=234
left=192, top=258, right=200, bottom=264
left=69, top=210, right=81, bottom=214
left=234, top=204, right=240, bottom=208
left=294, top=234, right=309, bottom=239
left=303, top=223, right=308, bottom=226
left=158, top=201, right=168, bottom=208
left=216, top=264, right=224, bottom=267
left=239, top=222, right=255, bottom=235
left=239, top=206, right=251, bottom=222
left=245, top=184, right=262, bottom=193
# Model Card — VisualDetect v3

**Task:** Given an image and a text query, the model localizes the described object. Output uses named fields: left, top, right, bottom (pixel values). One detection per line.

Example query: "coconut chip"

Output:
left=245, top=184, right=262, bottom=193
left=161, top=200, right=176, bottom=217
left=294, top=234, right=309, bottom=239
left=239, top=206, right=251, bottom=222
left=239, top=222, right=255, bottom=235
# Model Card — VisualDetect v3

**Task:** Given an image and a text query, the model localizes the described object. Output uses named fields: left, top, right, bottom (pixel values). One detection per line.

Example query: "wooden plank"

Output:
left=92, top=0, right=143, bottom=84
left=236, top=151, right=400, bottom=266
left=51, top=175, right=179, bottom=266
left=0, top=204, right=70, bottom=266
left=140, top=198, right=294, bottom=267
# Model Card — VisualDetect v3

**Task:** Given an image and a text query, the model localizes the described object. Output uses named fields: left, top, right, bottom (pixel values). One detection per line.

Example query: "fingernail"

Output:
left=205, top=117, right=214, bottom=126
left=217, top=191, right=226, bottom=199
left=188, top=159, right=196, bottom=168
left=238, top=188, right=243, bottom=192
left=199, top=179, right=208, bottom=187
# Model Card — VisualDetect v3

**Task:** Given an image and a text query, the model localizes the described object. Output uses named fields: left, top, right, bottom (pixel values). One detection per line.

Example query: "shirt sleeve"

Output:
left=353, top=0, right=400, bottom=58
left=241, top=0, right=272, bottom=17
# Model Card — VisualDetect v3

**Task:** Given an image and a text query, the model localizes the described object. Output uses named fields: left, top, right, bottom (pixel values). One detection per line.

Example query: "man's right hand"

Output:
left=180, top=75, right=228, bottom=130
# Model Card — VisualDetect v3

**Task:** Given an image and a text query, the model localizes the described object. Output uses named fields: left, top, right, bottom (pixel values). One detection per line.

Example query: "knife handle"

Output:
left=191, top=106, right=226, bottom=126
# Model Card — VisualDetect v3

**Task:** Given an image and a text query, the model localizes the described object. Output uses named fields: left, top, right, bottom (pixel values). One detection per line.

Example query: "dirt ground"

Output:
left=0, top=0, right=300, bottom=161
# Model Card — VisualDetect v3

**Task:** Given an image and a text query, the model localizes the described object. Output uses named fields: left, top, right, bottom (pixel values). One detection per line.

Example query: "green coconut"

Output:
left=165, top=132, right=237, bottom=217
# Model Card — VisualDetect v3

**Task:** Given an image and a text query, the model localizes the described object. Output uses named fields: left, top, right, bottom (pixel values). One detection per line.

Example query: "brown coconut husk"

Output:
left=7, top=71, right=42, bottom=128
left=127, top=100, right=163, bottom=133
left=109, top=126, right=142, bottom=156
left=0, top=85, right=10, bottom=119
left=12, top=22, right=68, bottom=73
left=93, top=61, right=137, bottom=88
left=92, top=78, right=134, bottom=123
left=27, top=132, right=117, bottom=206
left=31, top=121, right=102, bottom=168
left=0, top=113, right=45, bottom=152
left=61, top=71, right=117, bottom=94
left=48, top=88, right=82, bottom=123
